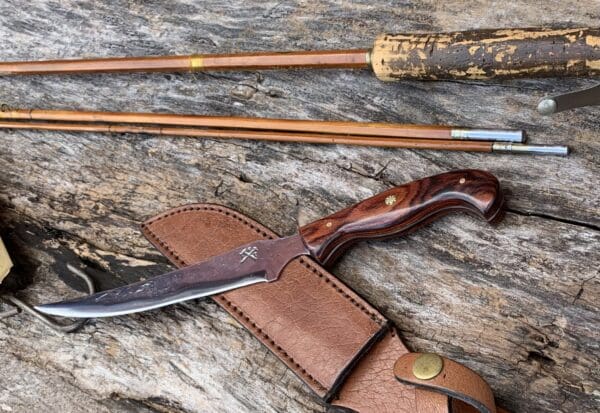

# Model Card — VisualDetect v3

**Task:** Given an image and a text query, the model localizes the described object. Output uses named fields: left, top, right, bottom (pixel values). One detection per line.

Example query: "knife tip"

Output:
left=35, top=303, right=76, bottom=318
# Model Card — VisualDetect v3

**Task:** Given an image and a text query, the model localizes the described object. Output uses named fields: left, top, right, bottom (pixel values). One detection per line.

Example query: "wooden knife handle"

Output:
left=299, top=169, right=503, bottom=266
left=371, top=27, right=600, bottom=81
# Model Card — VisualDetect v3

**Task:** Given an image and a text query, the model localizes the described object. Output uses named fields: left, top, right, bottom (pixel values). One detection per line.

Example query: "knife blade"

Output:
left=36, top=169, right=503, bottom=318
left=36, top=235, right=308, bottom=318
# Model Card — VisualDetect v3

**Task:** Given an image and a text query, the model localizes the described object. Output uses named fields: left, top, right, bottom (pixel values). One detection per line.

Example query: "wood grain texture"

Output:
left=300, top=170, right=502, bottom=265
left=0, top=1, right=598, bottom=413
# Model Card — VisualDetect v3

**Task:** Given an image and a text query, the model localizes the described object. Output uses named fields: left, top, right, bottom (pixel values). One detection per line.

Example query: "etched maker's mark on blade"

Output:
left=240, top=246, right=259, bottom=263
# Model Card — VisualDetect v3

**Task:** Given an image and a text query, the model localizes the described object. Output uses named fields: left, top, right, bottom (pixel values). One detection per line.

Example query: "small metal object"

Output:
left=385, top=195, right=398, bottom=206
left=492, top=142, right=569, bottom=156
left=537, top=99, right=557, bottom=116
left=365, top=50, right=372, bottom=67
left=412, top=353, right=444, bottom=380
left=537, top=83, right=600, bottom=115
left=451, top=129, right=524, bottom=143
left=0, top=264, right=95, bottom=334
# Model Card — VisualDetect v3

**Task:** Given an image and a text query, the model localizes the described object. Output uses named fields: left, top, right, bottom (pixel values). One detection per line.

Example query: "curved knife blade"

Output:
left=36, top=235, right=308, bottom=318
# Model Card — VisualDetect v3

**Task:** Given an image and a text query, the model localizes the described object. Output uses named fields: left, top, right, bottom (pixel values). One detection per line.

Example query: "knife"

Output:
left=36, top=169, right=503, bottom=318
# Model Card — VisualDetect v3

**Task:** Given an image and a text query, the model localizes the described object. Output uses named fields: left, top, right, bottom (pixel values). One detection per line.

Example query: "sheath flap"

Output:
left=142, top=203, right=388, bottom=399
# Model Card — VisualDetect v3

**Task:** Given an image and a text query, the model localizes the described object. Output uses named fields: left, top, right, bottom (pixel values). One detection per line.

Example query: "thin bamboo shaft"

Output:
left=0, top=121, right=493, bottom=152
left=0, top=109, right=522, bottom=141
left=0, top=50, right=370, bottom=76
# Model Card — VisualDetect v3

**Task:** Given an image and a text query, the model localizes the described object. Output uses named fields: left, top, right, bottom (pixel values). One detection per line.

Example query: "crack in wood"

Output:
left=506, top=208, right=600, bottom=231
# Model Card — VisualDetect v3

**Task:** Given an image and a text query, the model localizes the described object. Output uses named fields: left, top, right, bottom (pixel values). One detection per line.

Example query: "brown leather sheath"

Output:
left=142, top=204, right=504, bottom=413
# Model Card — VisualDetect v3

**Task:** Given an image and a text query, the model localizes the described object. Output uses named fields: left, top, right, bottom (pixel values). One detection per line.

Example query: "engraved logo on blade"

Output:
left=239, top=246, right=258, bottom=263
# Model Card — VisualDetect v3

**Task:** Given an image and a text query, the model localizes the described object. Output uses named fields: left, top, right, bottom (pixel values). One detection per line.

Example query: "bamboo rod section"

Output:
left=0, top=106, right=568, bottom=155
left=0, top=120, right=568, bottom=155
left=0, top=120, right=494, bottom=152
left=0, top=50, right=370, bottom=76
left=0, top=108, right=524, bottom=142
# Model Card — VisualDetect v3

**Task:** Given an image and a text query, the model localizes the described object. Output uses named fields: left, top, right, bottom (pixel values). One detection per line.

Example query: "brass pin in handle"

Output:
left=537, top=84, right=600, bottom=115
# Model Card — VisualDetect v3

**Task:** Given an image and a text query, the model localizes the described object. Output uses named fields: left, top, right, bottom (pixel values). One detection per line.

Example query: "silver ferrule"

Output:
left=492, top=142, right=569, bottom=156
left=451, top=129, right=524, bottom=143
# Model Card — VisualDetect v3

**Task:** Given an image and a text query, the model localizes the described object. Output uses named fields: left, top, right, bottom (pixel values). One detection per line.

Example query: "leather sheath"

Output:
left=142, top=203, right=504, bottom=413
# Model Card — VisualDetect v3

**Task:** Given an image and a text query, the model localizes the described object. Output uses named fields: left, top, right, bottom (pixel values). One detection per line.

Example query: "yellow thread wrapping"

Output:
left=0, top=237, right=13, bottom=283
left=190, top=55, right=204, bottom=71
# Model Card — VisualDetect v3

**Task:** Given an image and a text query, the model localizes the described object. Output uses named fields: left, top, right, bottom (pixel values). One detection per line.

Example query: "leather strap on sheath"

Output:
left=142, top=203, right=503, bottom=412
left=394, top=353, right=496, bottom=413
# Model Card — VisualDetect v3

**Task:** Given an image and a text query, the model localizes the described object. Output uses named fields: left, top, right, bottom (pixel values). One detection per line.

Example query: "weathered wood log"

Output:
left=0, top=1, right=598, bottom=413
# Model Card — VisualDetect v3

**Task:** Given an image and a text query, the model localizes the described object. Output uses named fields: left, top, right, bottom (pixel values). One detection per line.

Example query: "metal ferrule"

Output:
left=451, top=129, right=524, bottom=143
left=492, top=142, right=570, bottom=156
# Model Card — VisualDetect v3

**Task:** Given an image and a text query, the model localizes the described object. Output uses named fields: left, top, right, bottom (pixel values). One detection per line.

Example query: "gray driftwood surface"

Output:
left=0, top=1, right=598, bottom=412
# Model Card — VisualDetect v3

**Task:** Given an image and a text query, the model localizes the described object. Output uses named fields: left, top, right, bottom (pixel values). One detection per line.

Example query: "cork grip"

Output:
left=371, top=27, right=600, bottom=81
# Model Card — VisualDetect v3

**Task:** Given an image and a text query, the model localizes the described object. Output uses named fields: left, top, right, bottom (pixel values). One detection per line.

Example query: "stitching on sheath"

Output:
left=142, top=205, right=328, bottom=391
left=142, top=204, right=385, bottom=392
left=297, top=257, right=383, bottom=323
left=144, top=205, right=384, bottom=323
left=214, top=296, right=327, bottom=392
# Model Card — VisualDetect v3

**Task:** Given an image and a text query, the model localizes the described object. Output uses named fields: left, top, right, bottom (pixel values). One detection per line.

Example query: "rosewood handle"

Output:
left=299, top=169, right=503, bottom=266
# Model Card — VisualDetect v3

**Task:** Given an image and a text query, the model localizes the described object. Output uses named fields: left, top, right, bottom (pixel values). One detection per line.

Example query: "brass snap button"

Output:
left=412, top=353, right=444, bottom=380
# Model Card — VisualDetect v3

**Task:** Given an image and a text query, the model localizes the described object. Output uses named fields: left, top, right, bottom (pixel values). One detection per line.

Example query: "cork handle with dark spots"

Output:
left=299, top=170, right=503, bottom=267
left=371, top=27, right=600, bottom=81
